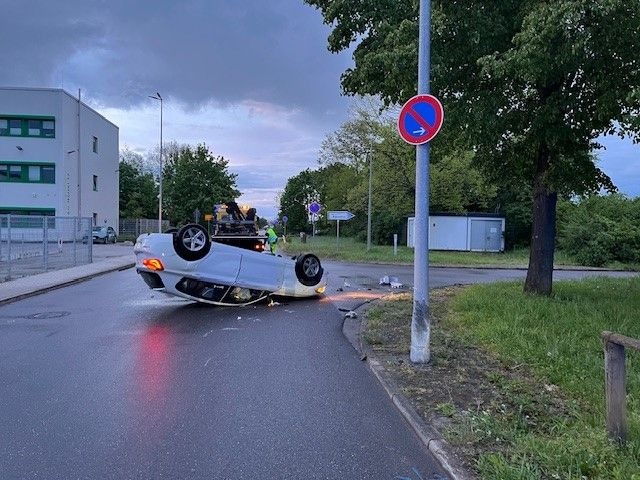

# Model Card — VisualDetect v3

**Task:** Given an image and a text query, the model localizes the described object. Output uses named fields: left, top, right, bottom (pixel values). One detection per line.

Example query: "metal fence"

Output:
left=119, top=218, right=170, bottom=240
left=0, top=215, right=92, bottom=282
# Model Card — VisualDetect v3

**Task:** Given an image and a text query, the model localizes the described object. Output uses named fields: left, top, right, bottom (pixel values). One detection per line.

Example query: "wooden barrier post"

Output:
left=602, top=331, right=640, bottom=443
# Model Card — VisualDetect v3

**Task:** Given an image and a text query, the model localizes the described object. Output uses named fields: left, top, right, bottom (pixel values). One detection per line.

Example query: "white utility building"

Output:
left=0, top=87, right=119, bottom=226
left=407, top=214, right=505, bottom=252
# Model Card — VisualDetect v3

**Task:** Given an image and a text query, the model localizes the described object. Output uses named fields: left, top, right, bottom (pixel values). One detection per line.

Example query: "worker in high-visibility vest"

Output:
left=265, top=224, right=278, bottom=254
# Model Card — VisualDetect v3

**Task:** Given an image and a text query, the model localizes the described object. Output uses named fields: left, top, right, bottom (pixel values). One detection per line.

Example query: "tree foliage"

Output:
left=119, top=149, right=158, bottom=219
left=162, top=144, right=240, bottom=226
left=557, top=194, right=640, bottom=266
left=277, top=169, right=320, bottom=234
left=280, top=104, right=498, bottom=244
left=304, top=0, right=640, bottom=294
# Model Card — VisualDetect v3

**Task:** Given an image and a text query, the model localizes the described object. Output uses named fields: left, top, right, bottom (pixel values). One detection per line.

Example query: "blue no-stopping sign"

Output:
left=397, top=94, right=444, bottom=145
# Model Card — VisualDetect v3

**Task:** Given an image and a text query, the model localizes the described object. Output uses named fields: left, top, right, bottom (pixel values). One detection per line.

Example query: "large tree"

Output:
left=162, top=144, right=240, bottom=225
left=304, top=0, right=639, bottom=294
left=318, top=103, right=497, bottom=242
left=119, top=149, right=158, bottom=219
left=278, top=169, right=320, bottom=233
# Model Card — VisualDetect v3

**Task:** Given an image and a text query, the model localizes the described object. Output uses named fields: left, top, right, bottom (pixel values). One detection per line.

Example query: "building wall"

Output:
left=429, top=216, right=468, bottom=250
left=0, top=88, right=119, bottom=227
left=407, top=215, right=506, bottom=252
left=0, top=89, right=63, bottom=214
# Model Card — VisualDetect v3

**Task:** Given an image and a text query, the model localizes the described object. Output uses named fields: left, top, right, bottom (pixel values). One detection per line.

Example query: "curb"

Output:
left=0, top=262, right=135, bottom=306
left=342, top=312, right=472, bottom=480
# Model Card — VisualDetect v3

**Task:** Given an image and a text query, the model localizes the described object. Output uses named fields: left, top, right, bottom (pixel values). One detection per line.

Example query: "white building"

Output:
left=0, top=87, right=119, bottom=227
left=407, top=214, right=505, bottom=252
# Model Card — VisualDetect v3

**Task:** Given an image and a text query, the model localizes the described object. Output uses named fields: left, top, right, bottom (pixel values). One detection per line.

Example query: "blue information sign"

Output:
left=308, top=202, right=321, bottom=215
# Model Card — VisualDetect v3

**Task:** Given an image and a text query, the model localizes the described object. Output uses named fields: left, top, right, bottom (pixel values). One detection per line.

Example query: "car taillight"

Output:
left=254, top=243, right=264, bottom=251
left=142, top=258, right=164, bottom=271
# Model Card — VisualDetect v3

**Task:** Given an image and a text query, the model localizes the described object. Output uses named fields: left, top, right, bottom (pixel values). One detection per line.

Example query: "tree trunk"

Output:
left=524, top=149, right=557, bottom=296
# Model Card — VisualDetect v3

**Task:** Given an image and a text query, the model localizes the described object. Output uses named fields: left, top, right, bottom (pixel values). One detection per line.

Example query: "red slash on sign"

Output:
left=397, top=94, right=444, bottom=145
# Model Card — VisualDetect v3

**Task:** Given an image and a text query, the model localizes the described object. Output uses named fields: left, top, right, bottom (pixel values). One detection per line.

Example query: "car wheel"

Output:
left=294, top=253, right=323, bottom=287
left=174, top=224, right=211, bottom=261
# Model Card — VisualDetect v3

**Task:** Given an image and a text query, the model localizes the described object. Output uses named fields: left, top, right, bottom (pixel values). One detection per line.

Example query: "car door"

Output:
left=235, top=250, right=285, bottom=291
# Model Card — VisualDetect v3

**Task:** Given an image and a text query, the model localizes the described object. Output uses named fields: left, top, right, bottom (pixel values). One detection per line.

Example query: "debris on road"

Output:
left=344, top=311, right=358, bottom=319
left=380, top=275, right=402, bottom=288
left=267, top=299, right=281, bottom=307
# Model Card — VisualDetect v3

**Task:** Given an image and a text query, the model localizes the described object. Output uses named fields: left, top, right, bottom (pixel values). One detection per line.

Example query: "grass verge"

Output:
left=280, top=236, right=638, bottom=270
left=363, top=278, right=640, bottom=479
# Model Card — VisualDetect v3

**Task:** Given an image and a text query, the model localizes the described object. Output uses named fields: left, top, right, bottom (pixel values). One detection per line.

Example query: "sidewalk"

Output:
left=0, top=251, right=135, bottom=305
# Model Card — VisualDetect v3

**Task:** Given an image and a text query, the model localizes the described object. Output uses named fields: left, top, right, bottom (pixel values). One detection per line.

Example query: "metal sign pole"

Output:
left=411, top=0, right=431, bottom=363
left=336, top=219, right=340, bottom=248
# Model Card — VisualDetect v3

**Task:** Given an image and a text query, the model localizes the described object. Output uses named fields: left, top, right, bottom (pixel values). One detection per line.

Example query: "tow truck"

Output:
left=208, top=201, right=267, bottom=251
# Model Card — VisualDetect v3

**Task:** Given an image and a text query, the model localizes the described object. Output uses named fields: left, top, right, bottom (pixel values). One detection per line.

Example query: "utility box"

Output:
left=407, top=214, right=505, bottom=252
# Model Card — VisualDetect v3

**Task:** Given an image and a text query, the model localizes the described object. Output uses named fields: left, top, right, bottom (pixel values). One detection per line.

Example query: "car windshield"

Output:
left=92, top=227, right=103, bottom=232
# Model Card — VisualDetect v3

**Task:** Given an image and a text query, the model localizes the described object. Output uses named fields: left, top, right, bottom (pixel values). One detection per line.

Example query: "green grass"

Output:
left=448, top=277, right=640, bottom=479
left=280, top=235, right=630, bottom=268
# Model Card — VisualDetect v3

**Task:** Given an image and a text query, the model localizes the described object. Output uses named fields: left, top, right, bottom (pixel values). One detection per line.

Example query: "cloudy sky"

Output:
left=1, top=0, right=638, bottom=219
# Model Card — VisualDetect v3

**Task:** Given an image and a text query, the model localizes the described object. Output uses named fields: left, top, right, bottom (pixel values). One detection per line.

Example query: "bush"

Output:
left=557, top=195, right=640, bottom=266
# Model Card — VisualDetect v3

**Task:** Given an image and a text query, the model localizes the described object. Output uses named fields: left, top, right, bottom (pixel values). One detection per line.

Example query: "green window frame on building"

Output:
left=0, top=162, right=55, bottom=184
left=0, top=115, right=55, bottom=138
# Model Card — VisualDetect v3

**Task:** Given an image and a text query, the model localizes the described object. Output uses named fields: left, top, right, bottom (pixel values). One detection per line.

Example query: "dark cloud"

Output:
left=0, top=0, right=352, bottom=122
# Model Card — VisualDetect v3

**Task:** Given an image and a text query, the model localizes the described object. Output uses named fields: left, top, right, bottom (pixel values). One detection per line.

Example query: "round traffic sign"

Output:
left=397, top=94, right=444, bottom=145
left=308, top=202, right=321, bottom=215
left=282, top=215, right=288, bottom=224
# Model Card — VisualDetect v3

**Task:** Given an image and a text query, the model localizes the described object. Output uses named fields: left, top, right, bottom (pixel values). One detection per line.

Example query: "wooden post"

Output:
left=604, top=340, right=626, bottom=442
left=602, top=331, right=630, bottom=443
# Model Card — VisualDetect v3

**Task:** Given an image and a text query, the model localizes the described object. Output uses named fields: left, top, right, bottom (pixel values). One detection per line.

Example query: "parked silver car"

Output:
left=92, top=226, right=117, bottom=244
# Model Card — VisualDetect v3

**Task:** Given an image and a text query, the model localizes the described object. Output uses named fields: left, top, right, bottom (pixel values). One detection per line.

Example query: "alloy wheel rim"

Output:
left=182, top=228, right=207, bottom=251
left=302, top=257, right=319, bottom=277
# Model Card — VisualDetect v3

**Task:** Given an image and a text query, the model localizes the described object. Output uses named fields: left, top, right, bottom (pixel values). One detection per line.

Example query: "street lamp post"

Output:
left=149, top=92, right=163, bottom=233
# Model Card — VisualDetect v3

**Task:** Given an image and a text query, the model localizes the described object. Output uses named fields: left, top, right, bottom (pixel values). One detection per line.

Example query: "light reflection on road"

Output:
left=137, top=325, right=172, bottom=403
left=132, top=323, right=177, bottom=450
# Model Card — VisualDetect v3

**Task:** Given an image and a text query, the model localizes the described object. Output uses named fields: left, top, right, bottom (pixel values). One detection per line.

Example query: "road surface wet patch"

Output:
left=0, top=311, right=70, bottom=320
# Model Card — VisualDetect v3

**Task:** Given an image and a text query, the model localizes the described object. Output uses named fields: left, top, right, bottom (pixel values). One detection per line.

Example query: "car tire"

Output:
left=294, top=253, right=323, bottom=287
left=174, top=224, right=211, bottom=261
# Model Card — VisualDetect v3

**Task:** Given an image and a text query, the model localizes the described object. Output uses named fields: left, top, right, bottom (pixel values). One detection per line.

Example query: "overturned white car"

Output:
left=134, top=224, right=326, bottom=306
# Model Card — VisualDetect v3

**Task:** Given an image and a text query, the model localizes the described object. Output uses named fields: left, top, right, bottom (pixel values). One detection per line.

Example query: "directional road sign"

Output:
left=327, top=210, right=355, bottom=221
left=397, top=94, right=444, bottom=145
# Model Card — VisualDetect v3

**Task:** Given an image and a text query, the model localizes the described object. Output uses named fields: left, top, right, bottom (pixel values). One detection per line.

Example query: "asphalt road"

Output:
left=321, top=260, right=638, bottom=311
left=0, top=268, right=448, bottom=480
left=1, top=262, right=635, bottom=479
